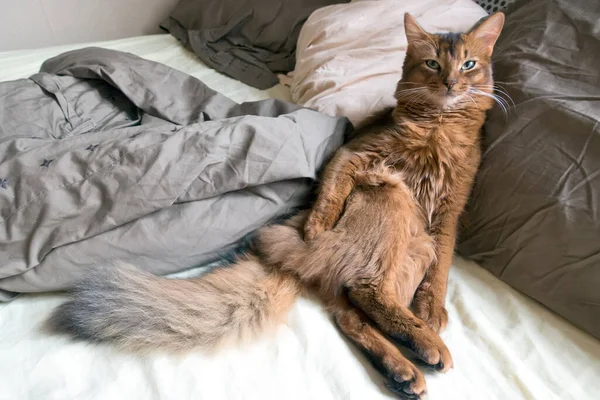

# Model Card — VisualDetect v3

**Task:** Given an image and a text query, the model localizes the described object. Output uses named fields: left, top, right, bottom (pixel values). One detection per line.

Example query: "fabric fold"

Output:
left=0, top=47, right=349, bottom=296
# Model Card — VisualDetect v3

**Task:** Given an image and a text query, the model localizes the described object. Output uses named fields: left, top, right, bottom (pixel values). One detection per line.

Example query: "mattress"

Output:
left=0, top=35, right=599, bottom=400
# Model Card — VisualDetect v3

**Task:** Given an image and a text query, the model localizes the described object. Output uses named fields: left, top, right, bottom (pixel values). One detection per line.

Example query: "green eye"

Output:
left=425, top=60, right=440, bottom=70
left=462, top=60, right=476, bottom=70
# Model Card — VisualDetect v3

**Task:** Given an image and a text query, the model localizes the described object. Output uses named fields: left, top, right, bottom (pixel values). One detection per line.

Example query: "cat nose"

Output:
left=444, top=78, right=457, bottom=91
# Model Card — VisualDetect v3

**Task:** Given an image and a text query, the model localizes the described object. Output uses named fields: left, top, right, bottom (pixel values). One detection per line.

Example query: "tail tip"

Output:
left=43, top=302, right=92, bottom=339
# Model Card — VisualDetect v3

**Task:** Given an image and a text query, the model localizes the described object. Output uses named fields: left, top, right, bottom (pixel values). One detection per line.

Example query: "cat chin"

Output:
left=443, top=95, right=461, bottom=106
left=429, top=93, right=464, bottom=109
left=407, top=90, right=467, bottom=110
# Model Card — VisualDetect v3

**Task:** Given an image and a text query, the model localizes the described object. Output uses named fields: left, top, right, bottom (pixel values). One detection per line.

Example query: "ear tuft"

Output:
left=404, top=13, right=430, bottom=45
left=469, top=12, right=505, bottom=55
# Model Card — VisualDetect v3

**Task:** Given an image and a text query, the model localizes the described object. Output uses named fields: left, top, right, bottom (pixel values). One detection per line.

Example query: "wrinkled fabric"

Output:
left=160, top=0, right=350, bottom=90
left=282, top=0, right=487, bottom=126
left=2, top=256, right=600, bottom=400
left=1, top=36, right=599, bottom=400
left=457, top=0, right=600, bottom=339
left=0, top=47, right=349, bottom=299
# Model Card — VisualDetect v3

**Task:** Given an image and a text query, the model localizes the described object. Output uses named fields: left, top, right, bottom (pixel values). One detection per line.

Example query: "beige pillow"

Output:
left=281, top=0, right=487, bottom=126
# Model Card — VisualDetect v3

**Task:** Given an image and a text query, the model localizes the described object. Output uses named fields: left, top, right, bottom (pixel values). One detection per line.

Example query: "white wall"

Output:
left=0, top=0, right=180, bottom=51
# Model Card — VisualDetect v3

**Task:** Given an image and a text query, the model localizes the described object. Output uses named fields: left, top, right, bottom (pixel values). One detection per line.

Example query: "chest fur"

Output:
left=397, top=133, right=473, bottom=228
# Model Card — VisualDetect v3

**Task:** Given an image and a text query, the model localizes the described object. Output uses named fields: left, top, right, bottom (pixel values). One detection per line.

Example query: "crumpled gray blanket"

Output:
left=0, top=48, right=349, bottom=300
left=160, top=0, right=350, bottom=89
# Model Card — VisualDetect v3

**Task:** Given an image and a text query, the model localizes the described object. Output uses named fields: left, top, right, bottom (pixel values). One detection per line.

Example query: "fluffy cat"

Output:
left=46, top=12, right=505, bottom=399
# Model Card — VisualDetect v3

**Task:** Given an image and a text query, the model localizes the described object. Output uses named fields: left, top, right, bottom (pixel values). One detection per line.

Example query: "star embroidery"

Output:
left=40, top=159, right=54, bottom=168
left=0, top=178, right=8, bottom=189
left=86, top=144, right=99, bottom=152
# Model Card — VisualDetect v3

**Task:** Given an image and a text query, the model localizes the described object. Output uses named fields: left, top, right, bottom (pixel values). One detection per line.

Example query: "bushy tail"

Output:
left=45, top=255, right=300, bottom=353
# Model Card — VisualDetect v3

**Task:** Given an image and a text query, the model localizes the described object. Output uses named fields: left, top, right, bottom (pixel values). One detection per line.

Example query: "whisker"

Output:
left=493, top=80, right=519, bottom=86
left=395, top=87, right=428, bottom=100
left=493, top=88, right=516, bottom=108
left=396, top=88, right=427, bottom=94
left=402, top=90, right=430, bottom=111
left=470, top=89, right=509, bottom=121
left=493, top=83, right=512, bottom=93
left=493, top=96, right=510, bottom=120
left=472, top=85, right=516, bottom=108
left=464, top=93, right=479, bottom=108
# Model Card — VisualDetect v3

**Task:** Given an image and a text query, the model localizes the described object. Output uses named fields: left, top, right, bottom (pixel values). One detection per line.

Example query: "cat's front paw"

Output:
left=413, top=286, right=448, bottom=334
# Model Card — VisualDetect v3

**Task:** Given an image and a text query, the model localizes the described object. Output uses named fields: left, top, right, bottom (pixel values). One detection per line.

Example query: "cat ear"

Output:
left=404, top=13, right=430, bottom=45
left=469, top=12, right=505, bottom=55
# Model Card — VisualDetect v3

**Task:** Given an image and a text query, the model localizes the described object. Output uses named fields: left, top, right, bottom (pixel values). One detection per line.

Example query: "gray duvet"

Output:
left=0, top=48, right=349, bottom=300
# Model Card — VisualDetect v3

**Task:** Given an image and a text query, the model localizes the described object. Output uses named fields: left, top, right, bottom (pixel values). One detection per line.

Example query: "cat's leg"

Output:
left=413, top=159, right=479, bottom=333
left=411, top=256, right=450, bottom=334
left=412, top=206, right=462, bottom=333
left=347, top=282, right=453, bottom=372
left=329, top=299, right=428, bottom=399
left=304, top=148, right=370, bottom=241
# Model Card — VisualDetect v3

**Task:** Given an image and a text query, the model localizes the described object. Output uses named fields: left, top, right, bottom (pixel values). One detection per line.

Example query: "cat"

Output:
left=46, top=12, right=505, bottom=399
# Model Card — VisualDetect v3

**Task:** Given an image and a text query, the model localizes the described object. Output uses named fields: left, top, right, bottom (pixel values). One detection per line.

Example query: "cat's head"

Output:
left=397, top=13, right=505, bottom=110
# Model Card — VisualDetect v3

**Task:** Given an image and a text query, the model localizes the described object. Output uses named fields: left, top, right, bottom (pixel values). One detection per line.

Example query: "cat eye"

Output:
left=462, top=60, right=476, bottom=70
left=425, top=60, right=440, bottom=70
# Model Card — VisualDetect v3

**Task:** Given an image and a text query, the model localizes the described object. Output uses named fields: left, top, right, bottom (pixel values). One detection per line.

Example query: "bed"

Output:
left=0, top=34, right=599, bottom=400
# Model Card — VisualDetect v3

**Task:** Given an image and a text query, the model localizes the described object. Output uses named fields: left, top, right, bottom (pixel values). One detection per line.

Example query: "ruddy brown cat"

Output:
left=47, top=13, right=505, bottom=399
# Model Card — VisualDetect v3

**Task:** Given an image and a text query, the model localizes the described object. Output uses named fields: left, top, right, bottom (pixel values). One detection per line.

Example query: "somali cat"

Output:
left=46, top=13, right=504, bottom=399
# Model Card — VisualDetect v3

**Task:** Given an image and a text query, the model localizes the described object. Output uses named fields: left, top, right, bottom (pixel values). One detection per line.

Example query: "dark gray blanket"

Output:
left=160, top=0, right=349, bottom=89
left=0, top=48, right=349, bottom=300
left=457, top=0, right=600, bottom=339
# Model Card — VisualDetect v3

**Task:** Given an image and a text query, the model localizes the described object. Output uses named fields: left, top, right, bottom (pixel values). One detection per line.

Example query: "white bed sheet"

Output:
left=1, top=35, right=599, bottom=400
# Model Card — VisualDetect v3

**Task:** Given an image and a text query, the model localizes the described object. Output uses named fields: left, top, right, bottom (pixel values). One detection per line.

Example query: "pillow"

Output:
left=281, top=0, right=487, bottom=126
left=160, top=0, right=349, bottom=90
left=457, top=0, right=600, bottom=339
